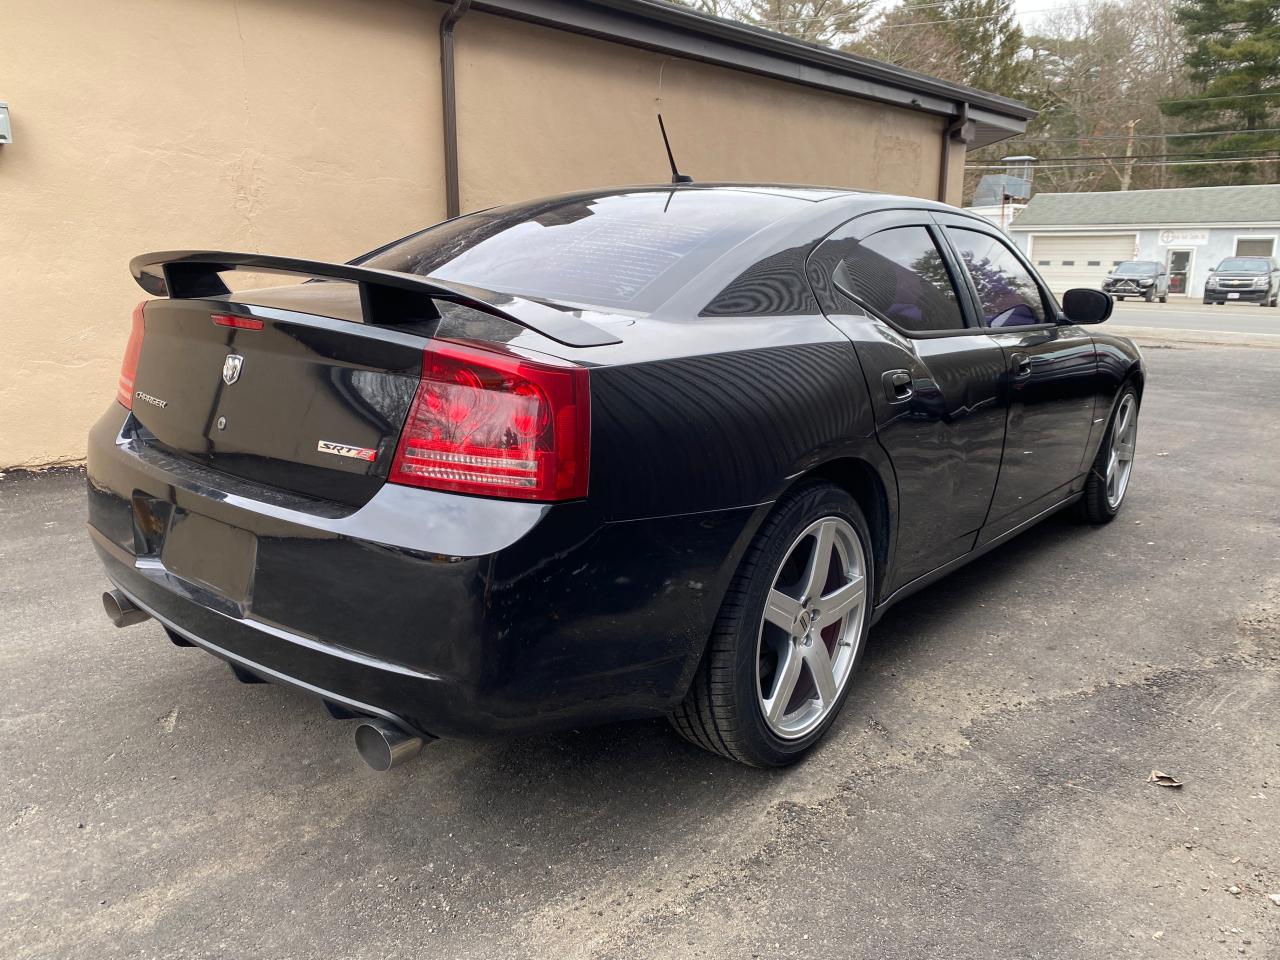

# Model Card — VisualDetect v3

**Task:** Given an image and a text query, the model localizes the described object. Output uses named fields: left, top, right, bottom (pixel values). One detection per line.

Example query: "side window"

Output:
left=947, top=228, right=1048, bottom=328
left=835, top=226, right=967, bottom=333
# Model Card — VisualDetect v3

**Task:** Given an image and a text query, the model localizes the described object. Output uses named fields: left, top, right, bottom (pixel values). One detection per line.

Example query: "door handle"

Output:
left=882, top=369, right=913, bottom=402
left=1010, top=353, right=1033, bottom=378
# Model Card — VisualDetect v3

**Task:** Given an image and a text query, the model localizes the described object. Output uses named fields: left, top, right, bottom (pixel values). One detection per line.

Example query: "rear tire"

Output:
left=1079, top=385, right=1139, bottom=524
left=670, top=482, right=874, bottom=767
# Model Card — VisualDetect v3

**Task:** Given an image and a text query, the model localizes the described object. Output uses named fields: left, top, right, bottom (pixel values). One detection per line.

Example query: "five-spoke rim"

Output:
left=756, top=516, right=868, bottom=740
left=1106, top=394, right=1138, bottom=509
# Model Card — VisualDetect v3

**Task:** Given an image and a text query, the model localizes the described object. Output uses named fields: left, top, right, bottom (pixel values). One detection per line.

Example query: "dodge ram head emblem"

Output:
left=222, top=354, right=243, bottom=385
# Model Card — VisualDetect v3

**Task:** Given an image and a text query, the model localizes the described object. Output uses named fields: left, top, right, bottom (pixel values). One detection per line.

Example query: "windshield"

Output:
left=1114, top=262, right=1158, bottom=276
left=1216, top=257, right=1270, bottom=273
left=359, top=189, right=806, bottom=313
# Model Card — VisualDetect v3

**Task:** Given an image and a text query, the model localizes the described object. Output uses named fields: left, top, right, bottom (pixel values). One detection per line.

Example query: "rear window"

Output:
left=1217, top=258, right=1270, bottom=272
left=360, top=190, right=804, bottom=313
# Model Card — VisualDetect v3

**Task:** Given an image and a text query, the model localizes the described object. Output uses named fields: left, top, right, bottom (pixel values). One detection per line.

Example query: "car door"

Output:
left=934, top=214, right=1098, bottom=541
left=807, top=210, right=1009, bottom=595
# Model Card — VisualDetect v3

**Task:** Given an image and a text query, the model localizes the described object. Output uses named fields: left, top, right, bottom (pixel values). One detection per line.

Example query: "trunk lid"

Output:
left=130, top=283, right=424, bottom=506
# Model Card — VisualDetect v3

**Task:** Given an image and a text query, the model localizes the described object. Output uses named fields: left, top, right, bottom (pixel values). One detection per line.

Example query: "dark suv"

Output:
left=1203, top=256, right=1279, bottom=306
left=1102, top=261, right=1168, bottom=302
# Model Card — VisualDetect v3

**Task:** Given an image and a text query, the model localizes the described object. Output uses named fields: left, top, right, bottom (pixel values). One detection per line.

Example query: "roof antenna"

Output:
left=658, top=114, right=694, bottom=184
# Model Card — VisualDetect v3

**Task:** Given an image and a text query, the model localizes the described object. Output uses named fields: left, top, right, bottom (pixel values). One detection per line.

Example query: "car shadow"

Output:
left=124, top=506, right=1107, bottom=884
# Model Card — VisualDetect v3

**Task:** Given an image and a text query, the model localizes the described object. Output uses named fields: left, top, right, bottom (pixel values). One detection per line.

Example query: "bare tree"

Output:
left=677, top=0, right=875, bottom=46
left=964, top=0, right=1195, bottom=197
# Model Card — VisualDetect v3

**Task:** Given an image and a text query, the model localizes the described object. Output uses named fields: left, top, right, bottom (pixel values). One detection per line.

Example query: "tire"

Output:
left=1115, top=296, right=1125, bottom=301
left=1144, top=290, right=1154, bottom=302
left=1159, top=294, right=1168, bottom=303
left=1079, top=384, right=1139, bottom=524
left=670, top=482, right=874, bottom=767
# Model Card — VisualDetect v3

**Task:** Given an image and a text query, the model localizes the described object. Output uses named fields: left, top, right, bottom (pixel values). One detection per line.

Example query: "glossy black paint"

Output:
left=1062, top=287, right=1114, bottom=323
left=87, top=184, right=1143, bottom=741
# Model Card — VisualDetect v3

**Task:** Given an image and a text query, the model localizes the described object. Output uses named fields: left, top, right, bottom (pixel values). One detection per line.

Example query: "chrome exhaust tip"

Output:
left=103, top=589, right=150, bottom=628
left=354, top=718, right=425, bottom=771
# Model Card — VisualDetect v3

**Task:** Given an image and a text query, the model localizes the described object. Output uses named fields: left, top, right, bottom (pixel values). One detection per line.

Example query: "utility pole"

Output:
left=1119, top=119, right=1139, bottom=191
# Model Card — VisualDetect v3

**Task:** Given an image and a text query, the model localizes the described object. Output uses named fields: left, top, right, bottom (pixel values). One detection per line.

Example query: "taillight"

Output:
left=116, top=301, right=147, bottom=409
left=390, top=339, right=590, bottom=501
left=211, top=313, right=265, bottom=330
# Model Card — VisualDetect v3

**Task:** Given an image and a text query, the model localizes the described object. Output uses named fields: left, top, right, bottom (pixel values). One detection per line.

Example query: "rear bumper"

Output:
left=87, top=407, right=757, bottom=738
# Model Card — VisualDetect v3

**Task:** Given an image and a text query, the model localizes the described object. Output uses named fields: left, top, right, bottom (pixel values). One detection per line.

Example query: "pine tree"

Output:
left=1159, top=0, right=1280, bottom=184
left=934, top=0, right=1030, bottom=97
left=853, top=0, right=1029, bottom=99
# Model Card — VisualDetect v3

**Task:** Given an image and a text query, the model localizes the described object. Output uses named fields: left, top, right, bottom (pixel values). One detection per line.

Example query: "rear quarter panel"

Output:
left=589, top=333, right=877, bottom=520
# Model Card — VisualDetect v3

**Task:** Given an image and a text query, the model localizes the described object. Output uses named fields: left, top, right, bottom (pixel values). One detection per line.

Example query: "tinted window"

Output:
left=359, top=190, right=804, bottom=312
left=947, top=228, right=1048, bottom=328
left=1114, top=262, right=1158, bottom=276
left=1217, top=257, right=1270, bottom=273
left=836, top=226, right=965, bottom=332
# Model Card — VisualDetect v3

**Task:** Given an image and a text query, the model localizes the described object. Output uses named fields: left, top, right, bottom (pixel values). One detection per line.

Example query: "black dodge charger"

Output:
left=88, top=185, right=1142, bottom=769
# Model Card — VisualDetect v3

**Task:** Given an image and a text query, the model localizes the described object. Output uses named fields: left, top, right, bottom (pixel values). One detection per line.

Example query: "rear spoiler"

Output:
left=129, top=250, right=622, bottom=348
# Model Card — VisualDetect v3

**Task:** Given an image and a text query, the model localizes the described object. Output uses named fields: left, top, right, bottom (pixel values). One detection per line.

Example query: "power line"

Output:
left=967, top=157, right=1280, bottom=170
left=874, top=10, right=1029, bottom=28
left=980, top=147, right=1280, bottom=163
left=754, top=2, right=1069, bottom=28
left=1000, top=127, right=1280, bottom=143
left=750, top=1, right=1274, bottom=35
left=1162, top=90, right=1280, bottom=105
left=755, top=0, right=970, bottom=21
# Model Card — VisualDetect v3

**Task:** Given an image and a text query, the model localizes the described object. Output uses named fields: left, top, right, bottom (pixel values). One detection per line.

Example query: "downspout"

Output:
left=441, top=0, right=472, bottom=220
left=938, top=102, right=971, bottom=204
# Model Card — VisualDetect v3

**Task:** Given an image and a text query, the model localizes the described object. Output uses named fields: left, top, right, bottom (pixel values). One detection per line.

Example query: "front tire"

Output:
left=670, top=482, right=873, bottom=767
left=1079, top=385, right=1139, bottom=524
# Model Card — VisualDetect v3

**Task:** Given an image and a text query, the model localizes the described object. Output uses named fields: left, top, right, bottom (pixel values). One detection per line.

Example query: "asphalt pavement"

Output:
left=2, top=338, right=1278, bottom=959
left=1108, top=299, right=1280, bottom=338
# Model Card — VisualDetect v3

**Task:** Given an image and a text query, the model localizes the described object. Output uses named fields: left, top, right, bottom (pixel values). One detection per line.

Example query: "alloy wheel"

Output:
left=756, top=516, right=868, bottom=739
left=1106, top=393, right=1138, bottom=509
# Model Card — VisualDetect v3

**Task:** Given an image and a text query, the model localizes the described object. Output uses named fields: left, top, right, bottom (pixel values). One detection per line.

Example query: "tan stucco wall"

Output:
left=0, top=0, right=443, bottom=467
left=457, top=13, right=947, bottom=211
left=1, top=0, right=954, bottom=468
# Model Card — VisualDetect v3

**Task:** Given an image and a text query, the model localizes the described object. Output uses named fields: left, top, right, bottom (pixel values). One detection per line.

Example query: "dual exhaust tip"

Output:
left=353, top=719, right=425, bottom=771
left=102, top=589, right=425, bottom=770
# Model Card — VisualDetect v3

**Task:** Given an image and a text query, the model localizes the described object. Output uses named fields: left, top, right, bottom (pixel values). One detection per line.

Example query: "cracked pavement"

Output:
left=1, top=340, right=1277, bottom=959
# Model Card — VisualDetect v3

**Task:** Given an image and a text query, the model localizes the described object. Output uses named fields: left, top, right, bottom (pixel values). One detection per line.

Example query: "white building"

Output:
left=963, top=203, right=1026, bottom=232
left=1008, top=184, right=1280, bottom=298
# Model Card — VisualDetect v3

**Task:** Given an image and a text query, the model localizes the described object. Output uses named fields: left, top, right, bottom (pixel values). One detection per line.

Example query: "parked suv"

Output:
left=1102, top=260, right=1168, bottom=302
left=1203, top=256, right=1279, bottom=306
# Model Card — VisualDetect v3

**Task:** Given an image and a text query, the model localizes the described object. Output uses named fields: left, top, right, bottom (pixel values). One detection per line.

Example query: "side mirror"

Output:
left=1062, top=287, right=1113, bottom=325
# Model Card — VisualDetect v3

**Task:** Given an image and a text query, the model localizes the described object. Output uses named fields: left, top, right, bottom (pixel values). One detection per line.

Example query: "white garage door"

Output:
left=1029, top=234, right=1138, bottom=294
